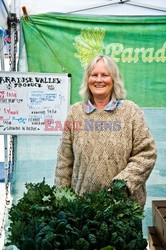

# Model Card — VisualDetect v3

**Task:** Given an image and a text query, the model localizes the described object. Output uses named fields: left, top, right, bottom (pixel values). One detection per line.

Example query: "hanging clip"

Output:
left=22, top=6, right=29, bottom=20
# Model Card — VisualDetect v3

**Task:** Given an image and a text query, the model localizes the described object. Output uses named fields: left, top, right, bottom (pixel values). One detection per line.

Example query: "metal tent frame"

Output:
left=67, top=0, right=166, bottom=14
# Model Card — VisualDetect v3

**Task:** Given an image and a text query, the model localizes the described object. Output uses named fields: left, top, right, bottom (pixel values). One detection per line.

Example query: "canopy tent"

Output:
left=9, top=0, right=166, bottom=16
left=0, top=0, right=166, bottom=246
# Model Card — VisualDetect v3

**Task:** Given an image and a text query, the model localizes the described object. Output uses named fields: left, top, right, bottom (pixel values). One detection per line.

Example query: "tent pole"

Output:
left=126, top=0, right=166, bottom=12
left=7, top=13, right=19, bottom=71
left=67, top=0, right=129, bottom=14
left=0, top=36, right=5, bottom=71
left=1, top=0, right=11, bottom=19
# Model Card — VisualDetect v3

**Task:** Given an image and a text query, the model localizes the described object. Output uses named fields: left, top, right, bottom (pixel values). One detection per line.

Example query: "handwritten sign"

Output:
left=0, top=72, right=71, bottom=135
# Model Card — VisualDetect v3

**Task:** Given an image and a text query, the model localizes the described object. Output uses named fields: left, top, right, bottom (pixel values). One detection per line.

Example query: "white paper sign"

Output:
left=0, top=72, right=71, bottom=135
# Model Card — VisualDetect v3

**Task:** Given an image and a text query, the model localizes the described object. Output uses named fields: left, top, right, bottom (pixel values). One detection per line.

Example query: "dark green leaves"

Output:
left=6, top=179, right=147, bottom=250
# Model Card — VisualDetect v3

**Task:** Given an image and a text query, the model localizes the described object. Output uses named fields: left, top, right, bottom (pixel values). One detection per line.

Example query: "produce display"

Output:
left=6, top=179, right=147, bottom=250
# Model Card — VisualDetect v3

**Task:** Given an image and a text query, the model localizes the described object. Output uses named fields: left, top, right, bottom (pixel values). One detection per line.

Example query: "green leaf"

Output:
left=100, top=246, right=116, bottom=250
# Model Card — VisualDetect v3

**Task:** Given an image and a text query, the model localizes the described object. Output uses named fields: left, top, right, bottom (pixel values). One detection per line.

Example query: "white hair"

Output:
left=79, top=55, right=126, bottom=101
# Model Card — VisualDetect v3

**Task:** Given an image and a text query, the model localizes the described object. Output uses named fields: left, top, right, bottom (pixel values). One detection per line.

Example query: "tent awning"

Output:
left=10, top=0, right=166, bottom=18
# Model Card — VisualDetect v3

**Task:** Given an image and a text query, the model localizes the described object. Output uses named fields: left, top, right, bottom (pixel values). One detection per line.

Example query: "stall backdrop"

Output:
left=21, top=14, right=166, bottom=106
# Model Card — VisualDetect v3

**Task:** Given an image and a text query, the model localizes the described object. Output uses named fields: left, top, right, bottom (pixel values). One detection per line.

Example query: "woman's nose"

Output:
left=96, top=75, right=102, bottom=81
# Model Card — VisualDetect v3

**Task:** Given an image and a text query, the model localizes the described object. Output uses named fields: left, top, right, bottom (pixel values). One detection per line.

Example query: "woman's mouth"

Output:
left=94, top=85, right=105, bottom=88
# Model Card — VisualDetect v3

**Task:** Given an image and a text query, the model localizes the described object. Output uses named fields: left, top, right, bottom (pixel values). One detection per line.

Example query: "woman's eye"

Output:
left=90, top=74, right=110, bottom=78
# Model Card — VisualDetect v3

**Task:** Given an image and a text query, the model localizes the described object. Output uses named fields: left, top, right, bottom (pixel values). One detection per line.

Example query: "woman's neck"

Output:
left=93, top=97, right=110, bottom=110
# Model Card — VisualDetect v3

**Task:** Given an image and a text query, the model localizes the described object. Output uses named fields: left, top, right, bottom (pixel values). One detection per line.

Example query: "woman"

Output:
left=55, top=55, right=157, bottom=206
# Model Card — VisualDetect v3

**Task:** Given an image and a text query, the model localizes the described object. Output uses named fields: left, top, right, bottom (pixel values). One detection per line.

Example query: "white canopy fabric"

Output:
left=0, top=0, right=166, bottom=31
left=1, top=0, right=166, bottom=29
left=10, top=0, right=166, bottom=18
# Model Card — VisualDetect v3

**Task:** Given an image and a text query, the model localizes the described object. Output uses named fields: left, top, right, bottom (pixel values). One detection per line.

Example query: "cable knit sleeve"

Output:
left=113, top=104, right=157, bottom=203
left=55, top=108, right=74, bottom=188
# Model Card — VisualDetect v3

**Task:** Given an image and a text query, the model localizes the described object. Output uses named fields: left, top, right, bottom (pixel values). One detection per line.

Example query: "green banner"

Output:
left=21, top=14, right=166, bottom=107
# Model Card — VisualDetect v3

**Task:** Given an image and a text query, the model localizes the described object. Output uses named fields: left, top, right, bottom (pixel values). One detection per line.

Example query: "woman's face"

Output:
left=88, top=59, right=113, bottom=101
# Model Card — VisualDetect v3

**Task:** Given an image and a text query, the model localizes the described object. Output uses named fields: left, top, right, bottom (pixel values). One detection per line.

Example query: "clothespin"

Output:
left=22, top=6, right=29, bottom=20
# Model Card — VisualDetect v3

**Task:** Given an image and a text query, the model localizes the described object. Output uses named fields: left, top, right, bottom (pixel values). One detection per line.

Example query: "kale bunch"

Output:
left=6, top=179, right=147, bottom=250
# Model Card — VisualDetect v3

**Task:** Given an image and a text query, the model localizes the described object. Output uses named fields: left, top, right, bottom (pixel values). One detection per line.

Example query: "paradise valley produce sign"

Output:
left=0, top=72, right=71, bottom=135
left=22, top=14, right=166, bottom=107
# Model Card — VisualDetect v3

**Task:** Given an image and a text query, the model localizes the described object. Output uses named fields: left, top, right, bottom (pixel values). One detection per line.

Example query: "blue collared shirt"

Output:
left=84, top=99, right=124, bottom=114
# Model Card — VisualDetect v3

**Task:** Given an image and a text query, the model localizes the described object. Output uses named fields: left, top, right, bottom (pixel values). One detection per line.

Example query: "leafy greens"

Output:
left=6, top=179, right=147, bottom=250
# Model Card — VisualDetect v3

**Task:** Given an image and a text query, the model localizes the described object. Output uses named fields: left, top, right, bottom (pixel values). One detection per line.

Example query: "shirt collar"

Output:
left=84, top=98, right=123, bottom=114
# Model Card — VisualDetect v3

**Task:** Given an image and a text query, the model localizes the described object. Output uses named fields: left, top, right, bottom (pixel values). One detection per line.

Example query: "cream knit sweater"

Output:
left=55, top=100, right=157, bottom=206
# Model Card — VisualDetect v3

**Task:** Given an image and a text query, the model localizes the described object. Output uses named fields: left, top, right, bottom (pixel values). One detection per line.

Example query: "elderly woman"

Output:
left=55, top=55, right=157, bottom=207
